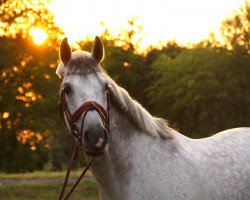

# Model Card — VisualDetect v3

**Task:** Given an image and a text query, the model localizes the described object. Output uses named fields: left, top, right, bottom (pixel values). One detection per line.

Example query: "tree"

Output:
left=0, top=0, right=67, bottom=172
left=220, top=1, right=249, bottom=55
left=148, top=47, right=250, bottom=138
left=0, top=0, right=62, bottom=44
left=146, top=40, right=184, bottom=65
left=147, top=2, right=250, bottom=138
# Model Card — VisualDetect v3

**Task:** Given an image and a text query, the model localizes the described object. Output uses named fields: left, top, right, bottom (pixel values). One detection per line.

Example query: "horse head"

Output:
left=57, top=36, right=109, bottom=156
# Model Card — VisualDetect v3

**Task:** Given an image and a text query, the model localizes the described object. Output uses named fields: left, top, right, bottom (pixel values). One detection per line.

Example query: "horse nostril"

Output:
left=83, top=127, right=108, bottom=148
left=103, top=128, right=108, bottom=136
left=84, top=131, right=90, bottom=143
left=103, top=129, right=108, bottom=144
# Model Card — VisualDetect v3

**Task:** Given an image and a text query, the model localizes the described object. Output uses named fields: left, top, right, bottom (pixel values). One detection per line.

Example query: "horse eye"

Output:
left=63, top=84, right=72, bottom=94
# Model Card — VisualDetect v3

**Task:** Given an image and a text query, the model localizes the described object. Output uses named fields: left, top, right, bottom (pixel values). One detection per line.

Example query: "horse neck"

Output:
left=89, top=105, right=191, bottom=199
left=89, top=105, right=139, bottom=192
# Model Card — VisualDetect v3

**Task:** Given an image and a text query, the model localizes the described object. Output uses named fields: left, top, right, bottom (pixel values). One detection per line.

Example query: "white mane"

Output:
left=105, top=75, right=173, bottom=139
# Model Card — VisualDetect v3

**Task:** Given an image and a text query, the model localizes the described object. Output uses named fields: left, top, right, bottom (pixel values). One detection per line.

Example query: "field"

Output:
left=0, top=170, right=99, bottom=200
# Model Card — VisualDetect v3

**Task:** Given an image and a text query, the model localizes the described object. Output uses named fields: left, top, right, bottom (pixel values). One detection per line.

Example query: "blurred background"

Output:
left=0, top=0, right=249, bottom=181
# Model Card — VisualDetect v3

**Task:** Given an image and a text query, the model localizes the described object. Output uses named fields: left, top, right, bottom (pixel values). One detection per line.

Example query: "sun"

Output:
left=30, top=28, right=48, bottom=45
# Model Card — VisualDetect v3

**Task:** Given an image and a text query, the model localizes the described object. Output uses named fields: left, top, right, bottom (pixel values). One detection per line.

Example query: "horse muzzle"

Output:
left=60, top=87, right=110, bottom=157
left=82, top=123, right=108, bottom=156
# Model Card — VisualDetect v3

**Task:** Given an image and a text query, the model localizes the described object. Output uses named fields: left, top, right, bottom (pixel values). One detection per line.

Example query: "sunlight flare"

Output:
left=30, top=28, right=48, bottom=45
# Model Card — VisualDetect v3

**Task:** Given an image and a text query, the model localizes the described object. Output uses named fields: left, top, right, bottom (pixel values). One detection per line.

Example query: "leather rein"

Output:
left=58, top=83, right=110, bottom=200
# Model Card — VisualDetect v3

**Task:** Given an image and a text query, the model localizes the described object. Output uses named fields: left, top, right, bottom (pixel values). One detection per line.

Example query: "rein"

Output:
left=58, top=85, right=110, bottom=200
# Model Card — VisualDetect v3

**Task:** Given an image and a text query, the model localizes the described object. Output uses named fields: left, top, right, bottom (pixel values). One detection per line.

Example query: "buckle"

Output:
left=74, top=135, right=82, bottom=146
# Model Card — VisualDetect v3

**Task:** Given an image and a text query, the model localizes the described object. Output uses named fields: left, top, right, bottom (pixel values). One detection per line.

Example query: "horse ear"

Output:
left=91, top=36, right=104, bottom=63
left=60, top=38, right=71, bottom=65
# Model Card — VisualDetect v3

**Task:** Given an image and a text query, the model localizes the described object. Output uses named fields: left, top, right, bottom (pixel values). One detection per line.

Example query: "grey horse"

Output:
left=56, top=36, right=250, bottom=200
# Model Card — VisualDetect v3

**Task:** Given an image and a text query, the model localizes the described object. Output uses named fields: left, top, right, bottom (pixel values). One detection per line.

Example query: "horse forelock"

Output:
left=56, top=51, right=101, bottom=77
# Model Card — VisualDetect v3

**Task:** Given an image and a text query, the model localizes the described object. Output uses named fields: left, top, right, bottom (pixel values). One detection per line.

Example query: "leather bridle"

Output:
left=60, top=86, right=110, bottom=144
left=58, top=81, right=110, bottom=200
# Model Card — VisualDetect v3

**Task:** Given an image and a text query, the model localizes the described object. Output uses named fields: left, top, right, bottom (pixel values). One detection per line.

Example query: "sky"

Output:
left=49, top=0, right=246, bottom=48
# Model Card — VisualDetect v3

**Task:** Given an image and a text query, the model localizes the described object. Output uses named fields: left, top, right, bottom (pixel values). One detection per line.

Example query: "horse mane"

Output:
left=56, top=51, right=174, bottom=139
left=105, top=76, right=173, bottom=139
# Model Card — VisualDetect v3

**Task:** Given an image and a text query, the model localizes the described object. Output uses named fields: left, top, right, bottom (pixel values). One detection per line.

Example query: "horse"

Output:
left=56, top=36, right=250, bottom=200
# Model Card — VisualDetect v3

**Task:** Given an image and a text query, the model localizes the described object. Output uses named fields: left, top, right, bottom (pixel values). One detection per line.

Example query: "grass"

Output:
left=0, top=170, right=99, bottom=200
left=0, top=169, right=92, bottom=180
left=0, top=181, right=99, bottom=200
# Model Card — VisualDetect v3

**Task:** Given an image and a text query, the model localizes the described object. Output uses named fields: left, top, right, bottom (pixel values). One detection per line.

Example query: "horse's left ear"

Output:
left=91, top=36, right=104, bottom=63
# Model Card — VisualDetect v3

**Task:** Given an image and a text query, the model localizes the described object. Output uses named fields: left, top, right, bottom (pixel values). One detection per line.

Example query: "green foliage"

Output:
left=147, top=2, right=250, bottom=138
left=0, top=0, right=66, bottom=172
left=148, top=47, right=250, bottom=137
left=146, top=41, right=184, bottom=65
left=220, top=1, right=249, bottom=54
left=103, top=44, right=151, bottom=107
left=0, top=36, right=58, bottom=172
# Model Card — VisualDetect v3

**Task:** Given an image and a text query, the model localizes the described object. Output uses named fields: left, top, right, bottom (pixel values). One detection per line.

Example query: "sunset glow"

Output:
left=3, top=112, right=9, bottom=119
left=16, top=129, right=49, bottom=150
left=30, top=28, right=48, bottom=45
left=49, top=0, right=247, bottom=49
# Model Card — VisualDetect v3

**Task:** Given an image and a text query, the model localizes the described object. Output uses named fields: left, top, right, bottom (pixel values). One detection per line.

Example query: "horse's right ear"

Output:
left=60, top=38, right=71, bottom=65
left=91, top=36, right=104, bottom=64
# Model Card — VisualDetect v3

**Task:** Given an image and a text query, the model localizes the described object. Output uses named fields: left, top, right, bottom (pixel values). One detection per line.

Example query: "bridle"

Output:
left=58, top=79, right=110, bottom=200
left=60, top=84, right=110, bottom=145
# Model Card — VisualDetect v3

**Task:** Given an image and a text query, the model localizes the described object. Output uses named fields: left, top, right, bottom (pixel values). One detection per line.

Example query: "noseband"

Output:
left=58, top=83, right=110, bottom=200
left=60, top=86, right=110, bottom=145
